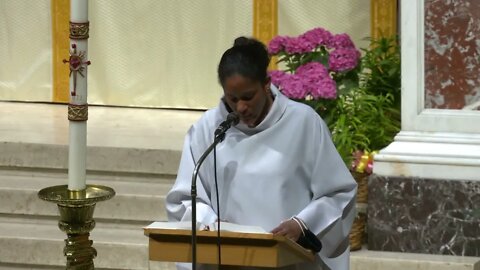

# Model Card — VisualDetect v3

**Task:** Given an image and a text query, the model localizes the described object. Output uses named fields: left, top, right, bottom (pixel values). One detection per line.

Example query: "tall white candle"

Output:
left=71, top=0, right=88, bottom=23
left=68, top=0, right=89, bottom=191
left=68, top=122, right=87, bottom=190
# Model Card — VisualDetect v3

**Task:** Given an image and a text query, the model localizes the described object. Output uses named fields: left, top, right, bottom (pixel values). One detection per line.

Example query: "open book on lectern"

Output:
left=145, top=221, right=269, bottom=234
left=144, top=220, right=315, bottom=267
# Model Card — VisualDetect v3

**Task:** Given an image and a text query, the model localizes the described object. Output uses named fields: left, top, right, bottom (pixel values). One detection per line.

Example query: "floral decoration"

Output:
left=267, top=28, right=361, bottom=101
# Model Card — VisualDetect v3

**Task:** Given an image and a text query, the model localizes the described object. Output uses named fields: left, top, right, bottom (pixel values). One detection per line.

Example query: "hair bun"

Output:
left=218, top=36, right=270, bottom=86
left=233, top=36, right=256, bottom=47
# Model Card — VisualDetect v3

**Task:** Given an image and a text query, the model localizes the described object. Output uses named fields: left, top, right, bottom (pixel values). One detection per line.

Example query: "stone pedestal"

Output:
left=368, top=175, right=480, bottom=256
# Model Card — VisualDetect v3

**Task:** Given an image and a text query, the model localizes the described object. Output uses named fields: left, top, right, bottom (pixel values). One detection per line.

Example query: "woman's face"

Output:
left=223, top=74, right=272, bottom=128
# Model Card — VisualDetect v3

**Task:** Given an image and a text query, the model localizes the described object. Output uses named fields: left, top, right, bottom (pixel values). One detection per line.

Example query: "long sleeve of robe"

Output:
left=166, top=86, right=357, bottom=270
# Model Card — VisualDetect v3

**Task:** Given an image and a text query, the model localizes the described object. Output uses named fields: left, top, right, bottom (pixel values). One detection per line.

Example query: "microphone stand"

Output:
left=190, top=132, right=226, bottom=270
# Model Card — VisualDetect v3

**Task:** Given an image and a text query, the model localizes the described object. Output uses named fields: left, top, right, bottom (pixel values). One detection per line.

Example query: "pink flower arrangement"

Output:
left=329, top=48, right=361, bottom=72
left=267, top=28, right=360, bottom=101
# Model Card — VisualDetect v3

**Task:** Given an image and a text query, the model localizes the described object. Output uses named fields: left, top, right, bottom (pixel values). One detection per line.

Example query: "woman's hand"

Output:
left=271, top=219, right=303, bottom=241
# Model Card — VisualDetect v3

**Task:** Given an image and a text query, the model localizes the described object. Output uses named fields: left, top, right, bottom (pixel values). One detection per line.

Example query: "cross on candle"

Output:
left=63, top=44, right=91, bottom=96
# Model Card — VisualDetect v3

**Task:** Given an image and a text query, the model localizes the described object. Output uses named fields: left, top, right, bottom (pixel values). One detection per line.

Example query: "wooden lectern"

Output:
left=144, top=228, right=315, bottom=268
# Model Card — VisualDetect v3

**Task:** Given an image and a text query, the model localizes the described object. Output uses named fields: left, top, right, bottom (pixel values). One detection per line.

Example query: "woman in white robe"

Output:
left=166, top=37, right=357, bottom=270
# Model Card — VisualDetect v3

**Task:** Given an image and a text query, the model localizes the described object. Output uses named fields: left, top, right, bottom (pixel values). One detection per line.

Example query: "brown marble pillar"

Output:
left=424, top=0, right=480, bottom=110
left=368, top=175, right=480, bottom=256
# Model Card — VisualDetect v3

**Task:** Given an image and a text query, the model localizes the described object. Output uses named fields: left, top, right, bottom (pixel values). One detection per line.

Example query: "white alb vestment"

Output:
left=166, top=87, right=357, bottom=270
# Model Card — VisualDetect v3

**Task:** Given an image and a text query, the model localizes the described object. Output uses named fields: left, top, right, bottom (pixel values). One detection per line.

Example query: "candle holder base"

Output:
left=38, top=185, right=115, bottom=270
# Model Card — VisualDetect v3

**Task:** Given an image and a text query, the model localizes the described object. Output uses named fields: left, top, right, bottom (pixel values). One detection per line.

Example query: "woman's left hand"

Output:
left=271, top=219, right=302, bottom=241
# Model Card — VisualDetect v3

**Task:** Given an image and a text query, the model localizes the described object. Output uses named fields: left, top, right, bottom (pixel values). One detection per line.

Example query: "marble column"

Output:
left=370, top=0, right=480, bottom=256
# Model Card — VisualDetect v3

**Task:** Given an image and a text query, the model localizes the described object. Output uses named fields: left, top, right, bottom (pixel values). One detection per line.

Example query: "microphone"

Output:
left=214, top=112, right=239, bottom=141
left=190, top=112, right=238, bottom=269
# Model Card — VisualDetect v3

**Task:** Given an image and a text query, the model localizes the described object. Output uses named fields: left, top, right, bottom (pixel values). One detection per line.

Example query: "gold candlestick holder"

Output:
left=38, top=185, right=115, bottom=270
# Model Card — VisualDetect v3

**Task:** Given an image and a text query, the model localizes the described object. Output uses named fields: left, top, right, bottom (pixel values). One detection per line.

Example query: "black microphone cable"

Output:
left=213, top=113, right=237, bottom=269
left=213, top=145, right=222, bottom=268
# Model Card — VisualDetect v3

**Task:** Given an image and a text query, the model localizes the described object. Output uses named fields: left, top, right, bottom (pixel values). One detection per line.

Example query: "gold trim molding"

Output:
left=371, top=0, right=398, bottom=40
left=70, top=22, right=90, bottom=39
left=52, top=0, right=70, bottom=103
left=253, top=0, right=278, bottom=70
left=68, top=104, right=88, bottom=121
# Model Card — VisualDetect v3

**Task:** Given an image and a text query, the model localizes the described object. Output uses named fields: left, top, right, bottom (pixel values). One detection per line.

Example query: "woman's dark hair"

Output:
left=217, top=37, right=270, bottom=87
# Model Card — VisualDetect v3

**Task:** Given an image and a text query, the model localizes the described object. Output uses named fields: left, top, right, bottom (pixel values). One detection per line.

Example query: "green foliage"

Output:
left=331, top=89, right=400, bottom=164
left=327, top=36, right=401, bottom=165
left=360, top=36, right=401, bottom=110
